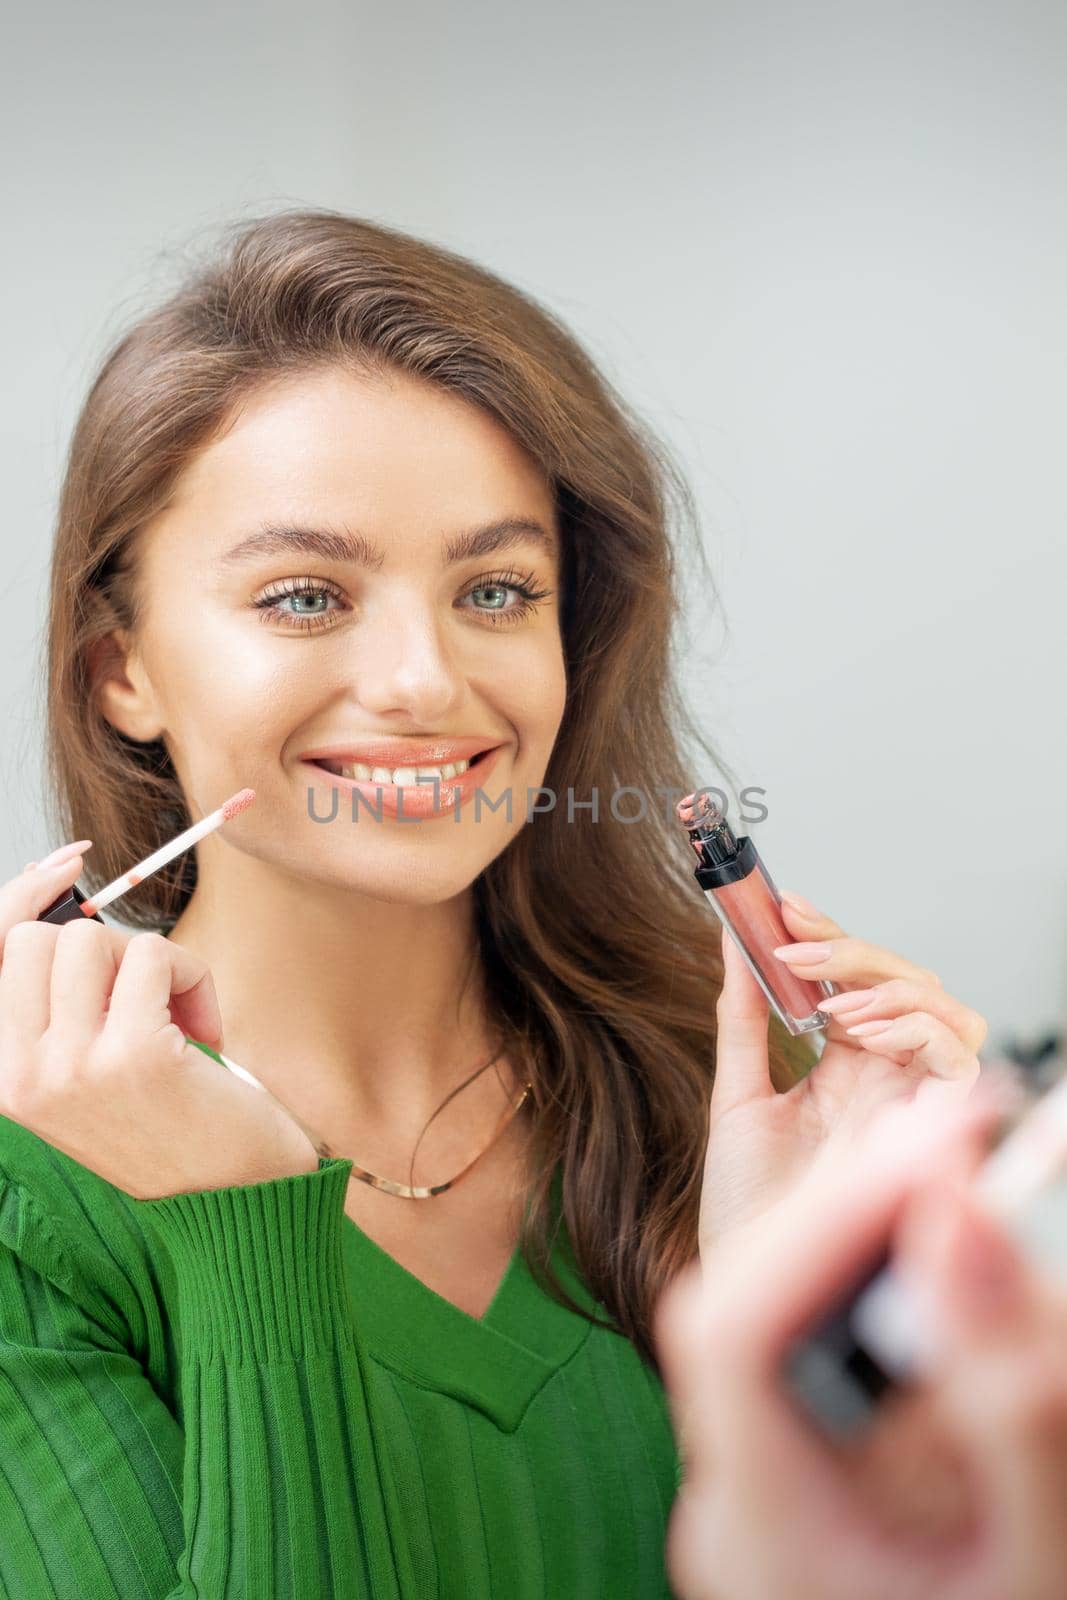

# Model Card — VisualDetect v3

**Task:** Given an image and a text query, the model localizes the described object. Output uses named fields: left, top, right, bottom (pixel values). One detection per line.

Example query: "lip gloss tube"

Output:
left=676, top=790, right=837, bottom=1037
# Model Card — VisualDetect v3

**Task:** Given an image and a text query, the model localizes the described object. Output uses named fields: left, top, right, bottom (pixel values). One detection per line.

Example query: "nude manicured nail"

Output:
left=819, top=988, right=876, bottom=1013
left=779, top=890, right=822, bottom=919
left=772, top=941, right=832, bottom=964
left=40, top=855, right=86, bottom=876
left=37, top=840, right=93, bottom=870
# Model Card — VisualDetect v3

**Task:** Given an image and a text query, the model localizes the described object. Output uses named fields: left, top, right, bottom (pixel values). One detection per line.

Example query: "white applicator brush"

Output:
left=79, top=787, right=257, bottom=917
left=37, top=788, right=257, bottom=925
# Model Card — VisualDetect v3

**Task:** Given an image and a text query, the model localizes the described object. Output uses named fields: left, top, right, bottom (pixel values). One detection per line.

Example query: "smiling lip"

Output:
left=300, top=742, right=507, bottom=820
left=298, top=737, right=504, bottom=767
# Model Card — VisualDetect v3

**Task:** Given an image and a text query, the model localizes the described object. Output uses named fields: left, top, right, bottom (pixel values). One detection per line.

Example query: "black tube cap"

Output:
left=37, top=881, right=106, bottom=926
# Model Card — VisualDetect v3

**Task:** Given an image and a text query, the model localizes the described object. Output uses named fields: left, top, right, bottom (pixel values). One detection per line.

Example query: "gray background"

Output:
left=3, top=0, right=1064, bottom=1055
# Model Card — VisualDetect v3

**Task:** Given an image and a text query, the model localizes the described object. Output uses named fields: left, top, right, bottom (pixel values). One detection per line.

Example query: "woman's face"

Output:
left=113, top=363, right=567, bottom=903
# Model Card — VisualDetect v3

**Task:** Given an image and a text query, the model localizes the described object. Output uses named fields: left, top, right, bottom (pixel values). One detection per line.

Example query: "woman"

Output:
left=0, top=208, right=987, bottom=1598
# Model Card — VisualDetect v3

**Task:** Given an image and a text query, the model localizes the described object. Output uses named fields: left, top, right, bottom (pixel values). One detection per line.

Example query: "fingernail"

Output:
left=37, top=840, right=93, bottom=870
left=22, top=861, right=38, bottom=872
left=772, top=941, right=832, bottom=964
left=847, top=1019, right=894, bottom=1036
left=41, top=855, right=86, bottom=876
left=819, top=988, right=877, bottom=1013
left=779, top=890, right=822, bottom=919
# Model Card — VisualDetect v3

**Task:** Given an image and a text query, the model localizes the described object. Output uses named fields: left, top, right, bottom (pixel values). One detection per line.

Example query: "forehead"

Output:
left=159, top=365, right=559, bottom=562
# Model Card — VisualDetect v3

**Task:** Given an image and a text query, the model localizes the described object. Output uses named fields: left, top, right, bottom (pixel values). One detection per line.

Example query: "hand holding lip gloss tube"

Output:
left=28, top=786, right=330, bottom=1170
left=0, top=786, right=327, bottom=1198
left=675, top=790, right=838, bottom=1036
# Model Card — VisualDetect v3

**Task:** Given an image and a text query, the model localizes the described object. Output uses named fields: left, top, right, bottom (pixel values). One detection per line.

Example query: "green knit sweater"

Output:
left=0, top=1039, right=682, bottom=1598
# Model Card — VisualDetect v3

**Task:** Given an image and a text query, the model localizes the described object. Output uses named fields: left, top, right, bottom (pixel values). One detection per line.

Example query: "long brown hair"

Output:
left=45, top=208, right=817, bottom=1369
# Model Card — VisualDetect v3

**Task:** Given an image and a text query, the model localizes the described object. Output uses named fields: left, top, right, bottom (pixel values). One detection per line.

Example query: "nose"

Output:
left=345, top=592, right=467, bottom=722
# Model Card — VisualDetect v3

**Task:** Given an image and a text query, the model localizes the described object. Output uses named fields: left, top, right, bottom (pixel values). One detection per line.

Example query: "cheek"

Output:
left=152, top=616, right=300, bottom=755
left=508, top=643, right=567, bottom=751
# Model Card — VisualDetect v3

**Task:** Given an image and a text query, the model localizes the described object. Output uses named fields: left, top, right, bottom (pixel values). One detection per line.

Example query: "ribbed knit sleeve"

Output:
left=0, top=1154, right=391, bottom=1600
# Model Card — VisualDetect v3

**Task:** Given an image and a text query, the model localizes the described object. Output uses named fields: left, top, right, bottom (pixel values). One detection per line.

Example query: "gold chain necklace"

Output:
left=219, top=1045, right=534, bottom=1200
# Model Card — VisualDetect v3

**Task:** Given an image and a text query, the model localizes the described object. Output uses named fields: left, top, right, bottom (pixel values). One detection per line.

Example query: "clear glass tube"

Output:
left=676, top=791, right=835, bottom=1037
left=701, top=855, right=835, bottom=1036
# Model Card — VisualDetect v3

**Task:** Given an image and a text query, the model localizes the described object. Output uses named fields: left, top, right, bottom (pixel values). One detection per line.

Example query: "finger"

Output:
left=819, top=978, right=988, bottom=1054
left=33, top=840, right=94, bottom=872
left=901, top=1185, right=1067, bottom=1582
left=103, top=932, right=224, bottom=1053
left=778, top=889, right=848, bottom=942
left=838, top=1383, right=978, bottom=1544
left=4, top=918, right=131, bottom=1045
left=955, top=1337, right=1067, bottom=1593
left=47, top=920, right=124, bottom=1051
left=843, top=1010, right=980, bottom=1085
left=773, top=932, right=943, bottom=991
left=711, top=919, right=774, bottom=1114
left=895, top=1177, right=1036, bottom=1358
left=0, top=854, right=91, bottom=961
left=0, top=920, right=62, bottom=1042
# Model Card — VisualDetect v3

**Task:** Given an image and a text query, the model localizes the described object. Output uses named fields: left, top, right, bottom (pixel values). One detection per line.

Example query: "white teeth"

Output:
left=321, top=758, right=472, bottom=784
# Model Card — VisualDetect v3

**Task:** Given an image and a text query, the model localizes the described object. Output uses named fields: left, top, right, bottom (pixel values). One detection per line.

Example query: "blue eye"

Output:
left=250, top=569, right=553, bottom=634
left=252, top=578, right=344, bottom=633
left=461, top=575, right=552, bottom=625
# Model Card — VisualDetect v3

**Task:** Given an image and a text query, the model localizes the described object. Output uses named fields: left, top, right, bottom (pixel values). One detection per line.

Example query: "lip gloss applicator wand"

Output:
left=37, top=787, right=258, bottom=926
left=676, top=789, right=838, bottom=1037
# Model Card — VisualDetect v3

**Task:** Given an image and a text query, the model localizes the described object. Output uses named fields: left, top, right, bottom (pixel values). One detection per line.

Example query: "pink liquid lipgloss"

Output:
left=676, top=790, right=837, bottom=1036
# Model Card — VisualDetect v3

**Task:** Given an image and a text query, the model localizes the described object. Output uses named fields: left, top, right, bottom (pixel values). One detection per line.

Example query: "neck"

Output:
left=165, top=839, right=518, bottom=1168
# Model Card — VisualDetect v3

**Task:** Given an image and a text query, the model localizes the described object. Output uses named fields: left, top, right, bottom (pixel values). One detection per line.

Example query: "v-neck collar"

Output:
left=182, top=1047, right=603, bottom=1432
left=334, top=1158, right=601, bottom=1432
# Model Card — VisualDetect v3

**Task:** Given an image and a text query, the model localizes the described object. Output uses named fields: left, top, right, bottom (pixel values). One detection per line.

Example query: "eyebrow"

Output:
left=218, top=516, right=557, bottom=570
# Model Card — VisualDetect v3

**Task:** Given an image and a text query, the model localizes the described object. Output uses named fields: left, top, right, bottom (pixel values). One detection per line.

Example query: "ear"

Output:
left=87, top=623, right=165, bottom=744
